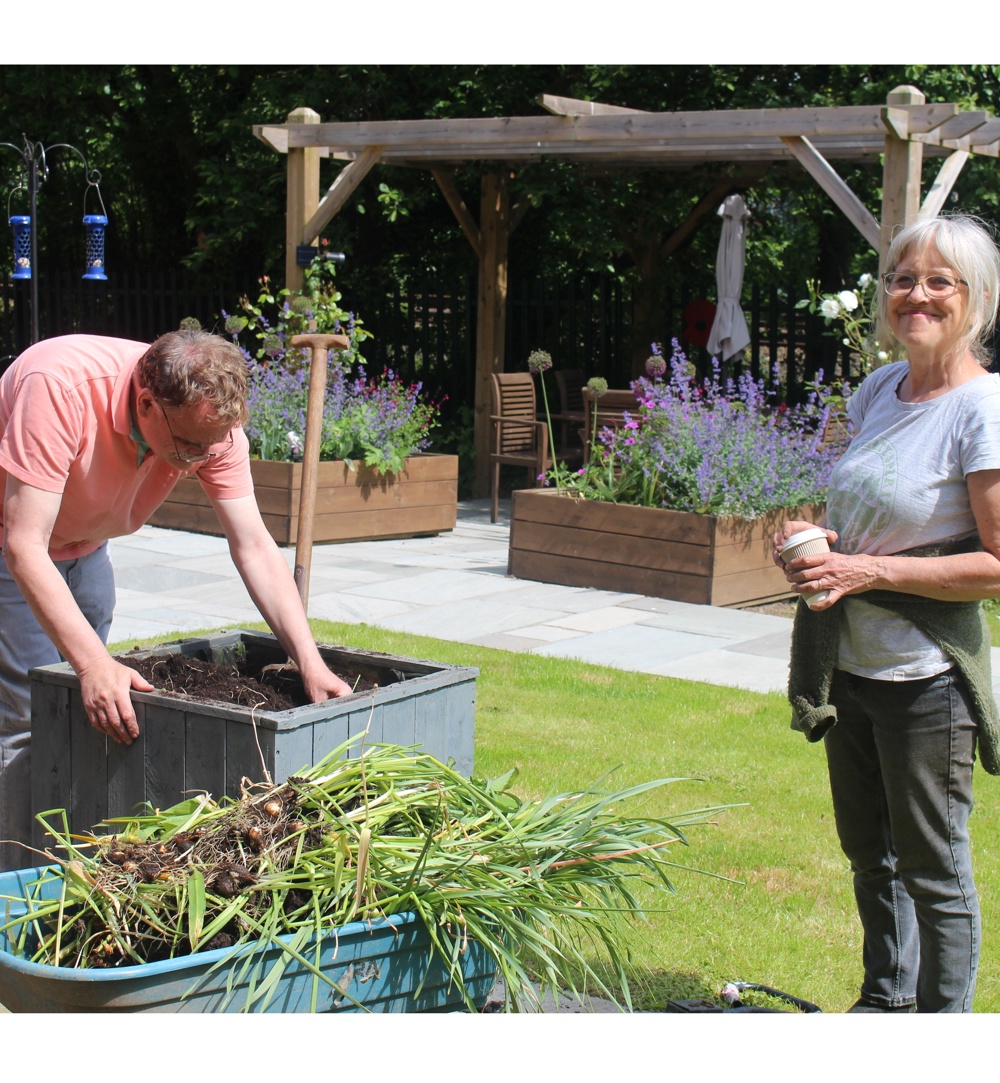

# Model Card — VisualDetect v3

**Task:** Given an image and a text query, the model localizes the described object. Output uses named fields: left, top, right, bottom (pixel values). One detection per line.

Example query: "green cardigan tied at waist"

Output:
left=787, top=538, right=1000, bottom=776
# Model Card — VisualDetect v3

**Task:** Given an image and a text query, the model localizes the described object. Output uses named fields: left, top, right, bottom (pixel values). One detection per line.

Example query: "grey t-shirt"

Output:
left=825, top=360, right=1000, bottom=679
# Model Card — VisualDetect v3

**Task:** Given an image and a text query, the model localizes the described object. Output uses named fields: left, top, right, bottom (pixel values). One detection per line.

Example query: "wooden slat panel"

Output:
left=509, top=548, right=712, bottom=605
left=419, top=685, right=476, bottom=775
left=144, top=703, right=187, bottom=812
left=510, top=489, right=715, bottom=545
left=226, top=719, right=274, bottom=795
left=509, top=492, right=823, bottom=607
left=377, top=695, right=418, bottom=751
left=70, top=695, right=109, bottom=837
left=511, top=518, right=719, bottom=578
left=710, top=504, right=824, bottom=546
left=149, top=455, right=459, bottom=545
left=272, top=722, right=315, bottom=782
left=29, top=680, right=72, bottom=852
left=106, top=710, right=148, bottom=820
left=184, top=708, right=227, bottom=801
left=710, top=565, right=794, bottom=607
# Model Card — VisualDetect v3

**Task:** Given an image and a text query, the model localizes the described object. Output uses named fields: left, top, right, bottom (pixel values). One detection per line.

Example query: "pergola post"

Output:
left=473, top=172, right=510, bottom=498
left=285, top=107, right=321, bottom=292
left=880, top=85, right=926, bottom=273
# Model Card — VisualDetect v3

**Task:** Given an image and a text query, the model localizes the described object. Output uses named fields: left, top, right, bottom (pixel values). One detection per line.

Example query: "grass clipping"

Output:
left=2, top=738, right=725, bottom=1012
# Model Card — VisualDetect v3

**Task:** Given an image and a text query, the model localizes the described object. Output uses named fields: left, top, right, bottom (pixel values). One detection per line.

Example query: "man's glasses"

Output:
left=881, top=272, right=968, bottom=299
left=158, top=403, right=233, bottom=463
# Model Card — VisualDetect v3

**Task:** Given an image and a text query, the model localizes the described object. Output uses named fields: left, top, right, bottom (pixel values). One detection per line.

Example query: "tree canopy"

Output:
left=3, top=64, right=999, bottom=312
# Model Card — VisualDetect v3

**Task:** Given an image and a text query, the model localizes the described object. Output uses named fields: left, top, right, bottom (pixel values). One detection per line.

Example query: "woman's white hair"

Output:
left=879, top=214, right=1000, bottom=365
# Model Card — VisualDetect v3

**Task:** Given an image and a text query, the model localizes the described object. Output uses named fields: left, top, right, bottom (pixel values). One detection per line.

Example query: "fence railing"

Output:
left=1, top=268, right=869, bottom=404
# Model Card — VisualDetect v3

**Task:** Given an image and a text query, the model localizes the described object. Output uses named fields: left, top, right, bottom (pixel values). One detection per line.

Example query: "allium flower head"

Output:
left=527, top=349, right=553, bottom=374
left=178, top=316, right=201, bottom=332
left=224, top=315, right=247, bottom=337
left=645, top=355, right=667, bottom=379
left=838, top=290, right=859, bottom=312
left=587, top=377, right=608, bottom=397
left=263, top=333, right=283, bottom=358
left=290, top=296, right=313, bottom=315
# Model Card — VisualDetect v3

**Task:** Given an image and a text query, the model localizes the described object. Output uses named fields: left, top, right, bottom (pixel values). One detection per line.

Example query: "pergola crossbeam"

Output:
left=253, top=103, right=960, bottom=156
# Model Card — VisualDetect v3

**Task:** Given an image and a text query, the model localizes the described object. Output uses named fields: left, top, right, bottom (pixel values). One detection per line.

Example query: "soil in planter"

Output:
left=115, top=651, right=379, bottom=712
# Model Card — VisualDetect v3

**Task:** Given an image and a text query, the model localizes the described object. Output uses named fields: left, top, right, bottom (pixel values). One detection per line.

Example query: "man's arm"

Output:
left=211, top=494, right=353, bottom=699
left=2, top=477, right=152, bottom=743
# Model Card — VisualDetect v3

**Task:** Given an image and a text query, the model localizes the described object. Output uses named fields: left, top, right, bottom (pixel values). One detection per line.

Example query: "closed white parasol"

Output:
left=706, top=194, right=751, bottom=362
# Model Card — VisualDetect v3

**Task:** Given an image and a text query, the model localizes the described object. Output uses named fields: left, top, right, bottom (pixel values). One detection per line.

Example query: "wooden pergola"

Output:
left=254, top=85, right=1000, bottom=496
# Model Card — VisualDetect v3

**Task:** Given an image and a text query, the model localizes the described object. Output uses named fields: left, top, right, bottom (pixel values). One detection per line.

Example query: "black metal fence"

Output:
left=1, top=268, right=868, bottom=402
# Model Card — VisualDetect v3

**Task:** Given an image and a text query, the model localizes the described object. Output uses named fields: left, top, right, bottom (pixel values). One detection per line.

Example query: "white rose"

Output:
left=857, top=273, right=873, bottom=290
left=838, top=290, right=859, bottom=312
left=820, top=298, right=841, bottom=319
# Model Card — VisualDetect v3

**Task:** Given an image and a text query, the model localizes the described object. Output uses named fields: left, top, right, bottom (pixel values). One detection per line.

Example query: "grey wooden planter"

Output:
left=29, top=630, right=477, bottom=851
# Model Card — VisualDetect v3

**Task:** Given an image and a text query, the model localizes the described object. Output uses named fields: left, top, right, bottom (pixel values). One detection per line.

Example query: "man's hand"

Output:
left=300, top=663, right=355, bottom=702
left=75, top=654, right=154, bottom=744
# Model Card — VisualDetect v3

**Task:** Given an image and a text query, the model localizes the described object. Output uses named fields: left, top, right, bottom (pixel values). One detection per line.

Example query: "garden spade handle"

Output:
left=289, top=333, right=349, bottom=609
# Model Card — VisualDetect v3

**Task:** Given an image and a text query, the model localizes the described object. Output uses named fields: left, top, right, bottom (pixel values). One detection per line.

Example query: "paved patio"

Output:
left=108, top=498, right=798, bottom=695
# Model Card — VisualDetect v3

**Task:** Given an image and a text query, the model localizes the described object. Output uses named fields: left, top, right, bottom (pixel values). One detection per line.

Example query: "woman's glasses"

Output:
left=881, top=273, right=967, bottom=299
left=159, top=404, right=234, bottom=463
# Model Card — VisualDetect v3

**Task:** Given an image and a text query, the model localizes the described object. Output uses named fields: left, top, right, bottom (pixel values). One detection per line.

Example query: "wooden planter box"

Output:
left=147, top=453, right=459, bottom=546
left=29, top=630, right=477, bottom=853
left=508, top=488, right=825, bottom=608
left=0, top=865, right=496, bottom=1013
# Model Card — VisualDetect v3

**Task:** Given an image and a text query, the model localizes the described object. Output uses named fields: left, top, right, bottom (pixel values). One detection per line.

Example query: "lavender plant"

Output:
left=547, top=341, right=843, bottom=520
left=242, top=360, right=440, bottom=474
left=221, top=249, right=439, bottom=474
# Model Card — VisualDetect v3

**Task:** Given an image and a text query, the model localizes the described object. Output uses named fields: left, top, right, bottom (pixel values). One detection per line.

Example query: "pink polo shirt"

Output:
left=0, top=334, right=253, bottom=561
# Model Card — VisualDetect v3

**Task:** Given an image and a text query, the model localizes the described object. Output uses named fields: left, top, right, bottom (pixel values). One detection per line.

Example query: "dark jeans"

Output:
left=825, top=668, right=979, bottom=1013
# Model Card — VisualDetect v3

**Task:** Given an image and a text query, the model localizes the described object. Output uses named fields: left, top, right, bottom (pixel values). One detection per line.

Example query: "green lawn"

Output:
left=110, top=618, right=1000, bottom=1014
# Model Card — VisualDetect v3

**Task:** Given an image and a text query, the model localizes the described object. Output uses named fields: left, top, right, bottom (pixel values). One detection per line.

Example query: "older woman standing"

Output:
left=775, top=215, right=1000, bottom=1013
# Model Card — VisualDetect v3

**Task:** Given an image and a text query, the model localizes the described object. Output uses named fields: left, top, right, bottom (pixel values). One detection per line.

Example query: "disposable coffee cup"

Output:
left=780, top=527, right=831, bottom=608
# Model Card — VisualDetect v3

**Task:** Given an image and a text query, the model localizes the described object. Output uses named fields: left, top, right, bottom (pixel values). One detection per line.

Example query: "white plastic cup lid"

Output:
left=781, top=527, right=829, bottom=552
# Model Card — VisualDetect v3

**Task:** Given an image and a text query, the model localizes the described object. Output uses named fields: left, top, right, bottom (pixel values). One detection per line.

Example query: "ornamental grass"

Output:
left=0, top=737, right=730, bottom=1013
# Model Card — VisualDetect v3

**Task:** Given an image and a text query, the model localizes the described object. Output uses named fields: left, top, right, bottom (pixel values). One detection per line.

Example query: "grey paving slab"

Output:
left=546, top=607, right=657, bottom=634
left=503, top=623, right=588, bottom=644
left=112, top=564, right=231, bottom=593
left=731, top=629, right=797, bottom=660
left=374, top=598, right=568, bottom=641
left=531, top=624, right=735, bottom=671
left=359, top=568, right=526, bottom=605
left=649, top=648, right=790, bottom=694
left=499, top=582, right=645, bottom=613
left=307, top=591, right=414, bottom=623
left=637, top=602, right=791, bottom=640
left=469, top=632, right=560, bottom=651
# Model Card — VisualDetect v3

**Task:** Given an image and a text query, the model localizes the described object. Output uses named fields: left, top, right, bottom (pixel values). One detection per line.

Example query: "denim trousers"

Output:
left=825, top=668, right=979, bottom=1013
left=0, top=544, right=115, bottom=872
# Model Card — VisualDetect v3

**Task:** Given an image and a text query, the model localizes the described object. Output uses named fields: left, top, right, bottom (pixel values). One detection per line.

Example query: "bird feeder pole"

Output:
left=1, top=135, right=107, bottom=345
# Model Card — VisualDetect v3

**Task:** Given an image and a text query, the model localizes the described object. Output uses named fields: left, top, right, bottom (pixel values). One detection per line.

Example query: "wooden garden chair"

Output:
left=489, top=372, right=552, bottom=523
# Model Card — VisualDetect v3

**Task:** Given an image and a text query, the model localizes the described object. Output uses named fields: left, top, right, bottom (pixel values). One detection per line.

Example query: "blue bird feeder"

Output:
left=9, top=215, right=31, bottom=279
left=82, top=213, right=108, bottom=280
